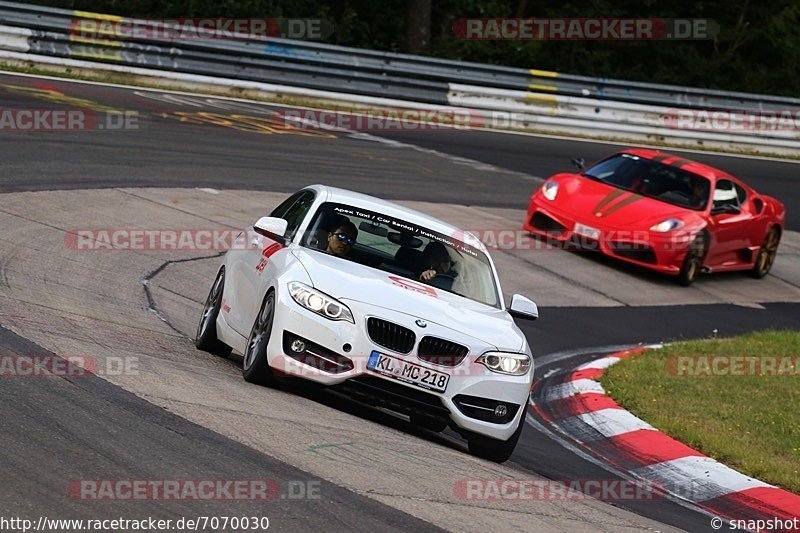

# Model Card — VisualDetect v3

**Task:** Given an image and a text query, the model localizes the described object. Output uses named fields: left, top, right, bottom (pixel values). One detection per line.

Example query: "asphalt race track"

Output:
left=0, top=324, right=442, bottom=532
left=1, top=71, right=799, bottom=532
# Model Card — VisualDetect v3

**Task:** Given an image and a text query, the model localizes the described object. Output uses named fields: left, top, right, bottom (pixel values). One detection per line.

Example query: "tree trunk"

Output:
left=406, top=0, right=432, bottom=54
left=515, top=0, right=529, bottom=18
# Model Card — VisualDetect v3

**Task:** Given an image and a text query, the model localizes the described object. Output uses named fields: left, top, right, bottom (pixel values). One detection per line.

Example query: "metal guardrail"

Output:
left=0, top=0, right=798, bottom=155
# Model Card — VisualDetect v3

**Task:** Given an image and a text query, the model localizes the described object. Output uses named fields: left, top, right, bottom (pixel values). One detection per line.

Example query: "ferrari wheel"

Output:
left=195, top=268, right=232, bottom=357
left=678, top=234, right=707, bottom=286
left=750, top=227, right=781, bottom=279
left=242, top=290, right=279, bottom=386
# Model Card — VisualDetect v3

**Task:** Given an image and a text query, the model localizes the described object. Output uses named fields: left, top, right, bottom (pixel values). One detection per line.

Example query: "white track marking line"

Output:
left=576, top=356, right=621, bottom=371
left=631, top=456, right=773, bottom=503
left=572, top=408, right=657, bottom=439
left=542, top=378, right=605, bottom=402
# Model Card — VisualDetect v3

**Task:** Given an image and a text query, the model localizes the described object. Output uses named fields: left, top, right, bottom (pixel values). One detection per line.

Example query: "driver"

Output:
left=326, top=220, right=358, bottom=257
left=419, top=242, right=457, bottom=290
left=690, top=179, right=710, bottom=209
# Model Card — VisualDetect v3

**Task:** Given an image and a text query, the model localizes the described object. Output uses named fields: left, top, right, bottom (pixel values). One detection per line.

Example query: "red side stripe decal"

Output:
left=255, top=242, right=284, bottom=272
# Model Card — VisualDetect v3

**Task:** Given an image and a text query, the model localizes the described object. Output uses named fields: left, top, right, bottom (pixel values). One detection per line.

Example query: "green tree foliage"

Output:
left=27, top=0, right=800, bottom=96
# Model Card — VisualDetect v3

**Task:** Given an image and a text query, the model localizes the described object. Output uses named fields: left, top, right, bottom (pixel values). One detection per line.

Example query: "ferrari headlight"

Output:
left=650, top=218, right=684, bottom=232
left=288, top=282, right=354, bottom=322
left=477, top=352, right=531, bottom=376
left=541, top=181, right=559, bottom=201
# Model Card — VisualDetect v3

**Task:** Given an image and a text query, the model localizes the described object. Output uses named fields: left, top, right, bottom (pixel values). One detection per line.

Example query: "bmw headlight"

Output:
left=477, top=352, right=531, bottom=376
left=650, top=218, right=684, bottom=232
left=541, top=181, right=559, bottom=201
left=288, top=282, right=354, bottom=323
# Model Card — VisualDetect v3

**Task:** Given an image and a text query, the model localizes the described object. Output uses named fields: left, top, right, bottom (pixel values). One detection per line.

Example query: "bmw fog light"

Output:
left=290, top=339, right=306, bottom=353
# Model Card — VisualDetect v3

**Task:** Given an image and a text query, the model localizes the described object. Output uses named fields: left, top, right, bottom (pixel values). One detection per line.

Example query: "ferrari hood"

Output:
left=551, top=174, right=697, bottom=228
left=291, top=248, right=524, bottom=352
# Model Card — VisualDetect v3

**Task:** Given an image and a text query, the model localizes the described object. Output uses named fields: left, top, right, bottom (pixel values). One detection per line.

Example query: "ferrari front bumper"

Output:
left=523, top=196, right=694, bottom=275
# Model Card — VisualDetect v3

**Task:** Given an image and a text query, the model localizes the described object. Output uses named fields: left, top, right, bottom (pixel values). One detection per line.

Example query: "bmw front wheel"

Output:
left=242, top=290, right=279, bottom=386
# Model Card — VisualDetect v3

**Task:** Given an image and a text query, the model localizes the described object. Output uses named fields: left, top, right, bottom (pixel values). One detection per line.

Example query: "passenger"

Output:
left=689, top=179, right=710, bottom=209
left=419, top=242, right=457, bottom=290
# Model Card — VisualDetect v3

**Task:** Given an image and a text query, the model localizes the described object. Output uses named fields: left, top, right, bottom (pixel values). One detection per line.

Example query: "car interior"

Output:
left=300, top=204, right=499, bottom=307
left=585, top=154, right=711, bottom=210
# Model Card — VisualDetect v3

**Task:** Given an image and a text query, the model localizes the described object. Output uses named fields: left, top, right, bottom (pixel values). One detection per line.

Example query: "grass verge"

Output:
left=601, top=330, right=800, bottom=494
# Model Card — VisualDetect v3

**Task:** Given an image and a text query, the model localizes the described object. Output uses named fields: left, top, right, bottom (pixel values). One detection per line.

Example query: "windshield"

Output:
left=582, top=154, right=711, bottom=211
left=300, top=202, right=500, bottom=308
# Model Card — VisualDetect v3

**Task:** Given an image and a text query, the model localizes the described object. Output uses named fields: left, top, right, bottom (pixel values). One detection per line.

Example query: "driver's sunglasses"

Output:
left=334, top=232, right=356, bottom=246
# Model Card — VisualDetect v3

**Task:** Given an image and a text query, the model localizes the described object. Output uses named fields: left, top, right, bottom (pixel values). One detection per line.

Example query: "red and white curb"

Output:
left=532, top=348, right=800, bottom=530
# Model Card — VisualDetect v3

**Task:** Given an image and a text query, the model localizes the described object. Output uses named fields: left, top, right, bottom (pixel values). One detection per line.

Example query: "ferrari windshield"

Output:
left=300, top=202, right=500, bottom=308
left=582, top=153, right=711, bottom=211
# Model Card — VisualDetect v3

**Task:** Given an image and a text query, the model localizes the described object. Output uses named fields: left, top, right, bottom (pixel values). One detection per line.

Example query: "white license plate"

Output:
left=367, top=351, right=449, bottom=393
left=574, top=223, right=601, bottom=240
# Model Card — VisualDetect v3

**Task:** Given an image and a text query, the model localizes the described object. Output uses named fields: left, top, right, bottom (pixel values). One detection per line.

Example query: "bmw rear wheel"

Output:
left=195, top=267, right=232, bottom=357
left=242, top=290, right=279, bottom=385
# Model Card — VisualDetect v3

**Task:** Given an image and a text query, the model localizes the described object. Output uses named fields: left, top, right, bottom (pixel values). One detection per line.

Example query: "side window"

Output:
left=281, top=191, right=316, bottom=240
left=270, top=191, right=305, bottom=219
left=735, top=183, right=747, bottom=205
left=713, top=180, right=739, bottom=210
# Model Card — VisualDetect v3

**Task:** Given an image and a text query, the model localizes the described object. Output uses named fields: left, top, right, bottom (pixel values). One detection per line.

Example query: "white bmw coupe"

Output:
left=196, top=185, right=539, bottom=462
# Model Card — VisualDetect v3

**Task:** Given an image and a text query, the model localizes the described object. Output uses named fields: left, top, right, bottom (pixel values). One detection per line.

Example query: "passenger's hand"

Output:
left=420, top=269, right=436, bottom=281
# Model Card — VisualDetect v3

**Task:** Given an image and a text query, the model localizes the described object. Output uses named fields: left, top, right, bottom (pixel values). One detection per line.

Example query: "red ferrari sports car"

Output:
left=523, top=149, right=785, bottom=285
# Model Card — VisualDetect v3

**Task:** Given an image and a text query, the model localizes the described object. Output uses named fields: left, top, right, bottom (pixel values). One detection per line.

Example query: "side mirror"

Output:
left=571, top=157, right=586, bottom=171
left=509, top=294, right=539, bottom=321
left=711, top=204, right=740, bottom=216
left=254, top=216, right=288, bottom=240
